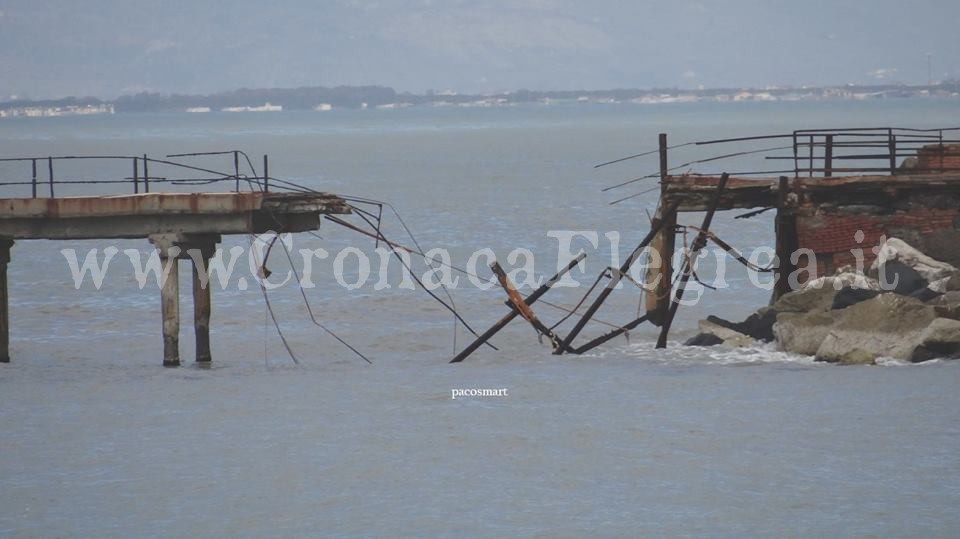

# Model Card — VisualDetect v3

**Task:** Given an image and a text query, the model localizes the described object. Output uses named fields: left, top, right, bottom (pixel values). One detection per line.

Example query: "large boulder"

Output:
left=947, top=272, right=960, bottom=292
left=813, top=294, right=937, bottom=364
left=773, top=310, right=838, bottom=356
left=909, top=287, right=943, bottom=302
left=684, top=319, right=755, bottom=348
left=705, top=306, right=777, bottom=342
left=931, top=291, right=960, bottom=320
left=876, top=260, right=926, bottom=295
left=870, top=237, right=957, bottom=284
left=775, top=293, right=958, bottom=364
left=831, top=287, right=882, bottom=310
left=684, top=332, right=724, bottom=347
left=774, top=272, right=881, bottom=314
left=807, top=272, right=883, bottom=292
left=910, top=319, right=960, bottom=362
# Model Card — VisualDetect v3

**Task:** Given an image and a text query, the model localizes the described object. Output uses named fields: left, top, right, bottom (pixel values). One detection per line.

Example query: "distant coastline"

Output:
left=1, top=82, right=958, bottom=119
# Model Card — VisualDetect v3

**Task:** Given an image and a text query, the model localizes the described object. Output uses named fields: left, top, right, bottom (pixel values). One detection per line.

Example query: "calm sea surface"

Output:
left=1, top=100, right=959, bottom=537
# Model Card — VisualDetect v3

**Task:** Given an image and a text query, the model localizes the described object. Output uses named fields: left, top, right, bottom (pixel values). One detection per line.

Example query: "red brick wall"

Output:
left=916, top=144, right=960, bottom=173
left=795, top=207, right=960, bottom=277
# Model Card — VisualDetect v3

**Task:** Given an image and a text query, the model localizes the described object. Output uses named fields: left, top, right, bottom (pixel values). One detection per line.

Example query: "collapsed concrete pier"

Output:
left=0, top=191, right=350, bottom=366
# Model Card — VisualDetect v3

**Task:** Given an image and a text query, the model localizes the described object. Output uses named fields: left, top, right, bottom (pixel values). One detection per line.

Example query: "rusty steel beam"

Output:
left=489, top=261, right=571, bottom=353
left=571, top=314, right=650, bottom=355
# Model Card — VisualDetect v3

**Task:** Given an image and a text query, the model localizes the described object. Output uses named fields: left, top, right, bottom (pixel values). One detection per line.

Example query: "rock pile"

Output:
left=685, top=237, right=960, bottom=365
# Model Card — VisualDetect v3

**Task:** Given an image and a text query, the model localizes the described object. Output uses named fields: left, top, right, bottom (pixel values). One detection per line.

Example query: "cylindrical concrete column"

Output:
left=0, top=238, right=13, bottom=363
left=192, top=255, right=212, bottom=363
left=150, top=235, right=181, bottom=367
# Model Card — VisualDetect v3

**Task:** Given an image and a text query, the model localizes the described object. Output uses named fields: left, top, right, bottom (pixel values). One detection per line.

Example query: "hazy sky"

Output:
left=1, top=0, right=958, bottom=99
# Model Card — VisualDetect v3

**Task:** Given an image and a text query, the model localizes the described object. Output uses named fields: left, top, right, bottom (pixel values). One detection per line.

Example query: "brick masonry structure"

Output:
left=915, top=143, right=960, bottom=173
left=795, top=202, right=960, bottom=278
left=794, top=143, right=960, bottom=280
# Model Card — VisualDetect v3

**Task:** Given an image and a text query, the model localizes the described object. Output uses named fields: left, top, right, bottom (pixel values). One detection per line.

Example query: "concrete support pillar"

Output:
left=149, top=234, right=220, bottom=367
left=0, top=238, right=12, bottom=363
left=150, top=235, right=181, bottom=367
left=187, top=238, right=218, bottom=363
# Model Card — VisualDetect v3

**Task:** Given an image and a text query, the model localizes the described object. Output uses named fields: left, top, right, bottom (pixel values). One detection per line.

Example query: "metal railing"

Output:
left=0, top=150, right=273, bottom=198
left=695, top=126, right=960, bottom=177
left=600, top=126, right=960, bottom=204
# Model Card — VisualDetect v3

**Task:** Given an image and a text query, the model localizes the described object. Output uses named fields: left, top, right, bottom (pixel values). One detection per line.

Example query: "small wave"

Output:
left=617, top=340, right=821, bottom=366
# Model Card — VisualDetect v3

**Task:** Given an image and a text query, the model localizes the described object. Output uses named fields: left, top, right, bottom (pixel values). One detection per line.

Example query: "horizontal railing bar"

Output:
left=679, top=169, right=797, bottom=176
left=695, top=134, right=795, bottom=145
left=797, top=167, right=960, bottom=173
left=765, top=153, right=942, bottom=160
left=794, top=140, right=960, bottom=147
left=795, top=127, right=960, bottom=133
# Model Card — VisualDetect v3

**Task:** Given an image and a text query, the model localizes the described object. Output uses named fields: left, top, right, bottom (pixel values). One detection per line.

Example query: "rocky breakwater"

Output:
left=686, top=238, right=960, bottom=365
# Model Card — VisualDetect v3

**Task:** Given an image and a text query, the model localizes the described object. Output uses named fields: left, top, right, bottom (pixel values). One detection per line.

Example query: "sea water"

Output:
left=1, top=100, right=959, bottom=537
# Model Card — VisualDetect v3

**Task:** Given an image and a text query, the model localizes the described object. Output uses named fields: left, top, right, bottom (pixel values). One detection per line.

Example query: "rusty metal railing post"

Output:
left=133, top=157, right=139, bottom=194
left=824, top=134, right=834, bottom=177
left=47, top=157, right=54, bottom=198
left=888, top=129, right=897, bottom=175
left=143, top=154, right=150, bottom=193
left=262, top=154, right=269, bottom=192
left=938, top=129, right=945, bottom=173
left=792, top=132, right=799, bottom=178
left=234, top=151, right=240, bottom=192
left=808, top=134, right=814, bottom=177
left=30, top=159, right=37, bottom=198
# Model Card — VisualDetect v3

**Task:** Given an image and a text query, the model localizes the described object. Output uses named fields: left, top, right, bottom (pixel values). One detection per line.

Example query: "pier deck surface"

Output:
left=0, top=191, right=351, bottom=240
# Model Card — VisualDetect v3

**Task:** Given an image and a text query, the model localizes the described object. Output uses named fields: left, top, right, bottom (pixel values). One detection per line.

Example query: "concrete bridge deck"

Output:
left=0, top=191, right=352, bottom=366
left=0, top=191, right=351, bottom=239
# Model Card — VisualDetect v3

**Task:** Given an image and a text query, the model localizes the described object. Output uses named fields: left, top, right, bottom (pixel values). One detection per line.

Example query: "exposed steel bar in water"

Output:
left=572, top=314, right=650, bottom=355
left=554, top=199, right=681, bottom=355
left=450, top=252, right=586, bottom=363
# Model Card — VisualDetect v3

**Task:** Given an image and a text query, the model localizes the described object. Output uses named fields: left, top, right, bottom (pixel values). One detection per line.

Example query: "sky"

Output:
left=1, top=0, right=958, bottom=100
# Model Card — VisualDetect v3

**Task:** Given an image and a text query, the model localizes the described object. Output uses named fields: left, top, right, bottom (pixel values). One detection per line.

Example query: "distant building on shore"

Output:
left=0, top=103, right=114, bottom=118
left=221, top=102, right=282, bottom=112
